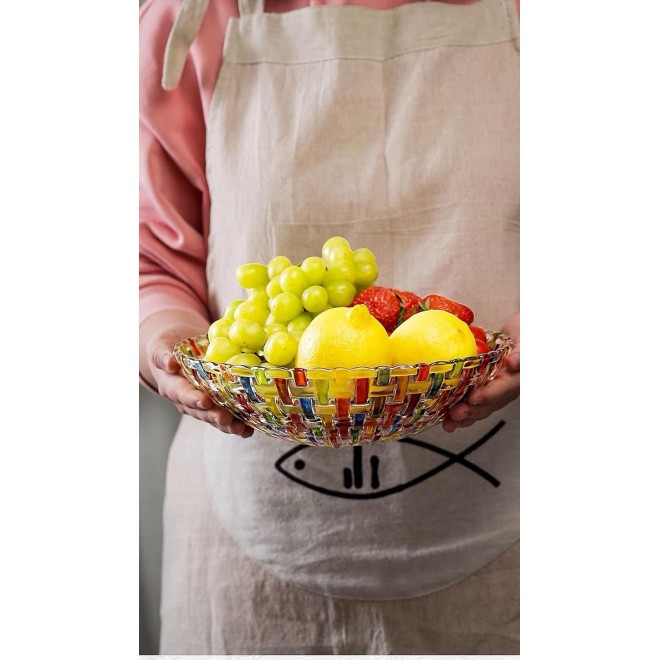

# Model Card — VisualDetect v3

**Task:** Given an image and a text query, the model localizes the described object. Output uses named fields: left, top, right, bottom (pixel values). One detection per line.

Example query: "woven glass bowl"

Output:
left=173, top=332, right=514, bottom=448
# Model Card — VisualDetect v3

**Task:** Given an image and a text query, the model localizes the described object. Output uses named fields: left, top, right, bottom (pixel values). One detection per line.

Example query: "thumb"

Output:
left=506, top=347, right=520, bottom=373
left=156, top=349, right=180, bottom=374
left=151, top=336, right=182, bottom=374
left=501, top=312, right=520, bottom=372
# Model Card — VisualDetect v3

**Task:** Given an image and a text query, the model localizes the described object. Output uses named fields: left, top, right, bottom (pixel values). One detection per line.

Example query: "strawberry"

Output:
left=394, top=290, right=423, bottom=327
left=350, top=286, right=422, bottom=334
left=421, top=294, right=475, bottom=325
left=350, top=287, right=401, bottom=334
left=469, top=325, right=489, bottom=354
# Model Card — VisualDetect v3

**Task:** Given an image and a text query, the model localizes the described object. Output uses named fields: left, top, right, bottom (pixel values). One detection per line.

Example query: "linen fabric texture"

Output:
left=140, top=0, right=520, bottom=653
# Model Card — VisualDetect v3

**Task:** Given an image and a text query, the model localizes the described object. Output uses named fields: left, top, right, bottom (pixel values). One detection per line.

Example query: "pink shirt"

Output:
left=139, top=0, right=519, bottom=326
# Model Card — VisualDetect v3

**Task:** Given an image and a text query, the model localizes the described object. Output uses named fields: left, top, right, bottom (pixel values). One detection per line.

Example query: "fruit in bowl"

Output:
left=172, top=236, right=514, bottom=447
left=200, top=234, right=490, bottom=370
left=389, top=310, right=477, bottom=365
left=200, top=236, right=383, bottom=368
left=173, top=329, right=513, bottom=447
left=295, top=305, right=392, bottom=370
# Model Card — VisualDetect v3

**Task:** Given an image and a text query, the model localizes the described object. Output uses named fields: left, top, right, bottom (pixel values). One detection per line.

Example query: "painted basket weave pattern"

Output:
left=173, top=333, right=514, bottom=448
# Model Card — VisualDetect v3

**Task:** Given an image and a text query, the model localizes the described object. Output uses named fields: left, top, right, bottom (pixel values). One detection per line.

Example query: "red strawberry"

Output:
left=421, top=294, right=475, bottom=325
left=350, top=287, right=422, bottom=334
left=393, top=290, right=423, bottom=327
left=350, top=286, right=401, bottom=334
left=469, top=325, right=489, bottom=354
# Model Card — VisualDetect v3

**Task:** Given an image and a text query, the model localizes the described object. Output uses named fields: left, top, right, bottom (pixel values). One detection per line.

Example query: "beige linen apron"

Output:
left=160, top=0, right=519, bottom=653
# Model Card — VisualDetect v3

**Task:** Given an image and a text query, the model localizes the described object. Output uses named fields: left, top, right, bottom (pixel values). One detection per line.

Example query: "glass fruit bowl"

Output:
left=173, top=332, right=514, bottom=448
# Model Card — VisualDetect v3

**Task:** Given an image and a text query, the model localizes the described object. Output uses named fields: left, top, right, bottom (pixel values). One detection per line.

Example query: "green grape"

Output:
left=322, top=236, right=353, bottom=266
left=322, top=261, right=356, bottom=285
left=264, top=322, right=288, bottom=337
left=301, top=285, right=329, bottom=313
left=228, top=319, right=267, bottom=352
left=247, top=286, right=269, bottom=309
left=322, top=236, right=351, bottom=259
left=236, top=263, right=269, bottom=289
left=265, top=313, right=277, bottom=326
left=226, top=352, right=262, bottom=367
left=288, top=329, right=303, bottom=342
left=269, top=292, right=304, bottom=323
left=354, top=261, right=379, bottom=288
left=325, top=246, right=354, bottom=267
left=324, top=236, right=351, bottom=250
left=352, top=247, right=377, bottom=265
left=355, top=283, right=369, bottom=295
left=263, top=331, right=298, bottom=366
left=287, top=312, right=313, bottom=336
left=204, top=337, right=242, bottom=363
left=266, top=277, right=282, bottom=299
left=314, top=304, right=333, bottom=315
left=279, top=266, right=310, bottom=296
left=223, top=299, right=246, bottom=321
left=207, top=318, right=232, bottom=340
left=300, top=256, right=326, bottom=286
left=233, top=300, right=269, bottom=326
left=267, top=255, right=292, bottom=280
left=325, top=280, right=357, bottom=307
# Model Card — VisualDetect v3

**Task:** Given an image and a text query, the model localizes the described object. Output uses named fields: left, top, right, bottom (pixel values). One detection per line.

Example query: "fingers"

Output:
left=506, top=349, right=521, bottom=373
left=155, top=369, right=254, bottom=438
left=177, top=401, right=253, bottom=437
left=156, top=368, right=213, bottom=410
left=143, top=326, right=253, bottom=437
left=149, top=339, right=215, bottom=411
left=152, top=347, right=180, bottom=374
left=442, top=399, right=497, bottom=433
left=465, top=370, right=519, bottom=407
left=177, top=398, right=255, bottom=437
left=442, top=400, right=484, bottom=432
left=442, top=416, right=465, bottom=433
left=443, top=369, right=520, bottom=433
left=500, top=311, right=521, bottom=372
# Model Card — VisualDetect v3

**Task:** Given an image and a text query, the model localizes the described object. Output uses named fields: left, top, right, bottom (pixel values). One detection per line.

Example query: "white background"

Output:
left=1, top=1, right=659, bottom=659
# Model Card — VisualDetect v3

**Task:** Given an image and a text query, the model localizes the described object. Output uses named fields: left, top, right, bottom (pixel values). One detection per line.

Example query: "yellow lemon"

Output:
left=295, top=305, right=393, bottom=369
left=390, top=310, right=477, bottom=365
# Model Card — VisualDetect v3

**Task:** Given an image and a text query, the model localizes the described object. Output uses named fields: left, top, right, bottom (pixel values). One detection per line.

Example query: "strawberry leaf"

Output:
left=394, top=292, right=406, bottom=327
left=487, top=330, right=502, bottom=349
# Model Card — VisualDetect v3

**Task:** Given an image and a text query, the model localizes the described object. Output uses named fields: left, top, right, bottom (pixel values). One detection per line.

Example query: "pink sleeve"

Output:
left=139, top=0, right=232, bottom=327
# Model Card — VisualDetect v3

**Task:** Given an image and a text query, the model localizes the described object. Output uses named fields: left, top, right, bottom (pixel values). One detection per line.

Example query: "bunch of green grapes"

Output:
left=204, top=236, right=379, bottom=367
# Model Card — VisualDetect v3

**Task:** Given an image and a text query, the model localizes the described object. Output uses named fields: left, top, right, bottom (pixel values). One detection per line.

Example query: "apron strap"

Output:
left=239, top=0, right=265, bottom=17
left=161, top=0, right=210, bottom=90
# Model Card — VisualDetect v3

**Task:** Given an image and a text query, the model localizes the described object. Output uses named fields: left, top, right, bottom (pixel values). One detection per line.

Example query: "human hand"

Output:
left=442, top=312, right=520, bottom=433
left=140, top=310, right=254, bottom=438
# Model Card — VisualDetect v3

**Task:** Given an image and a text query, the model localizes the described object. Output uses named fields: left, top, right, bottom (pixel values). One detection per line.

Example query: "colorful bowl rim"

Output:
left=173, top=332, right=514, bottom=375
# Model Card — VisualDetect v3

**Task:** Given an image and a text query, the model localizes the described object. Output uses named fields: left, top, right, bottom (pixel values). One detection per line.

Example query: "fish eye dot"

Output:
left=294, top=459, right=305, bottom=470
